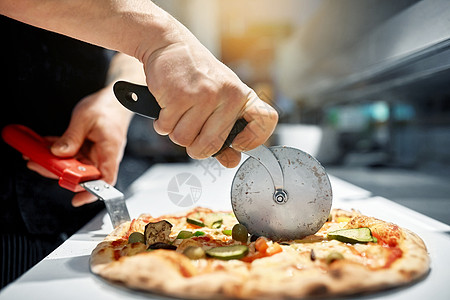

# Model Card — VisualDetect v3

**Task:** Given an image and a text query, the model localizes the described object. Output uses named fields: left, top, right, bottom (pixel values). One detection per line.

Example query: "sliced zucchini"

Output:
left=176, top=230, right=194, bottom=239
left=205, top=245, right=249, bottom=260
left=187, top=218, right=206, bottom=227
left=183, top=246, right=206, bottom=260
left=327, top=227, right=375, bottom=244
left=202, top=212, right=226, bottom=228
left=210, top=219, right=223, bottom=229
left=222, top=229, right=232, bottom=236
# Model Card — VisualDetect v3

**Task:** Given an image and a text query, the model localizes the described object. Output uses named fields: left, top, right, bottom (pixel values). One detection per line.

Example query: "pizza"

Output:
left=90, top=207, right=430, bottom=299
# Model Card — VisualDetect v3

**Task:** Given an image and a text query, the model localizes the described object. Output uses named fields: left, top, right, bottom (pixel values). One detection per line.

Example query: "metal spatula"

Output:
left=2, top=124, right=130, bottom=228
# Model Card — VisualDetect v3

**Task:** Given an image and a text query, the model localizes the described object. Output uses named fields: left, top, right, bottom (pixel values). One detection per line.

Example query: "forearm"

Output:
left=104, top=52, right=146, bottom=124
left=106, top=53, right=146, bottom=86
left=0, top=0, right=187, bottom=62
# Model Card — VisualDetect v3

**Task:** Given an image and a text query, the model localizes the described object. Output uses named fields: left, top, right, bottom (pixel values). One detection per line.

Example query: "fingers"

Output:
left=153, top=83, right=218, bottom=145
left=214, top=148, right=241, bottom=168
left=167, top=107, right=209, bottom=148
left=92, top=138, right=122, bottom=186
left=28, top=160, right=98, bottom=207
left=153, top=107, right=182, bottom=136
left=51, top=118, right=89, bottom=158
left=26, top=160, right=59, bottom=179
left=71, top=191, right=98, bottom=207
left=232, top=91, right=278, bottom=152
left=184, top=90, right=278, bottom=162
left=186, top=114, right=236, bottom=159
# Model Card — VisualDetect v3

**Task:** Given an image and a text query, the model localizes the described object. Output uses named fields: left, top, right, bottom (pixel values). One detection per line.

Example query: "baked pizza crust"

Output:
left=90, top=208, right=430, bottom=299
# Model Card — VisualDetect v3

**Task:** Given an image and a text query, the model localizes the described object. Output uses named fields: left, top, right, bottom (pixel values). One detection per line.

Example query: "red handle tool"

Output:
left=2, top=124, right=101, bottom=192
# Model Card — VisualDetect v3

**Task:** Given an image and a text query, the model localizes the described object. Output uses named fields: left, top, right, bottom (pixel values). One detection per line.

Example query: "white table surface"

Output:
left=1, top=158, right=450, bottom=300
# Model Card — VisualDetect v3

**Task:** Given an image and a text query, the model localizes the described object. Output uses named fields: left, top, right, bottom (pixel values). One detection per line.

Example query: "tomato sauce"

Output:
left=384, top=247, right=403, bottom=268
left=111, top=239, right=126, bottom=247
left=113, top=250, right=121, bottom=261
left=124, top=219, right=137, bottom=238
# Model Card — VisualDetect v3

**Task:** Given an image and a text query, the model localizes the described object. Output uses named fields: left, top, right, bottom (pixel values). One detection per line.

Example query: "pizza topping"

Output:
left=191, top=235, right=234, bottom=248
left=310, top=249, right=316, bottom=261
left=266, top=242, right=283, bottom=256
left=188, top=211, right=231, bottom=229
left=384, top=247, right=403, bottom=268
left=147, top=242, right=177, bottom=250
left=210, top=219, right=223, bottom=229
left=222, top=229, right=232, bottom=236
left=232, top=224, right=249, bottom=243
left=346, top=215, right=401, bottom=247
left=241, top=237, right=283, bottom=263
left=255, top=237, right=269, bottom=253
left=111, top=239, right=127, bottom=247
left=177, top=230, right=194, bottom=239
left=128, top=232, right=145, bottom=244
left=186, top=218, right=206, bottom=228
left=295, top=235, right=327, bottom=243
left=326, top=251, right=344, bottom=264
left=336, top=216, right=351, bottom=223
left=176, top=238, right=203, bottom=252
left=183, top=246, right=206, bottom=260
left=250, top=234, right=260, bottom=242
left=91, top=207, right=430, bottom=299
left=327, top=227, right=376, bottom=244
left=176, top=230, right=205, bottom=239
left=205, top=245, right=249, bottom=260
left=144, top=220, right=173, bottom=247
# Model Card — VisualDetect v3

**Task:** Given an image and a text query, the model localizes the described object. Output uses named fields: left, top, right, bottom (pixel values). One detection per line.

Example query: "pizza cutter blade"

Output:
left=113, top=81, right=332, bottom=240
left=231, top=146, right=332, bottom=241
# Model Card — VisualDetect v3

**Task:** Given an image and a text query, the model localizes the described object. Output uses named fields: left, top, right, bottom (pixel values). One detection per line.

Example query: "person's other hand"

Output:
left=140, top=33, right=278, bottom=168
left=27, top=86, right=132, bottom=207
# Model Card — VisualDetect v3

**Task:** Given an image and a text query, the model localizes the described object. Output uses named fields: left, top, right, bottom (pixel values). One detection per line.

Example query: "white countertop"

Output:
left=1, top=158, right=450, bottom=300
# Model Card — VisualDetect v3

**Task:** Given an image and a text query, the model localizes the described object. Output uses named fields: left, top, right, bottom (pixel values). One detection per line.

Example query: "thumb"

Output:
left=51, top=123, right=87, bottom=157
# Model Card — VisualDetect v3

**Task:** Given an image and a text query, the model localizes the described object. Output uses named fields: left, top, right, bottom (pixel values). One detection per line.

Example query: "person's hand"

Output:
left=140, top=32, right=278, bottom=168
left=1, top=1, right=278, bottom=168
left=27, top=85, right=132, bottom=207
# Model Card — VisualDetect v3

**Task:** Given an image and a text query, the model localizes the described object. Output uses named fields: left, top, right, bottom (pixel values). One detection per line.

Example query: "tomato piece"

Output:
left=255, top=237, right=269, bottom=254
left=267, top=242, right=282, bottom=255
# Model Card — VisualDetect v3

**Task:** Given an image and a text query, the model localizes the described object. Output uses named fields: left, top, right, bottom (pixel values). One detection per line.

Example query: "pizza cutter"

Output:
left=113, top=81, right=332, bottom=240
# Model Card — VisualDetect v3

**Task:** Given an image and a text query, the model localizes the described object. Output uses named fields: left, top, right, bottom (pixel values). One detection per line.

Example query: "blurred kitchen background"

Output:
left=121, top=0, right=450, bottom=225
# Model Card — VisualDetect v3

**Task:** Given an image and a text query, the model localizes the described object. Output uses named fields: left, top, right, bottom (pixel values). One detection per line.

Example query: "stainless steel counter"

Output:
left=1, top=158, right=449, bottom=299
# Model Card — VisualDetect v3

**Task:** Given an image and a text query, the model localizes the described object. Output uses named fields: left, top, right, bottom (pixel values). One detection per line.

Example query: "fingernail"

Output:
left=54, top=142, right=69, bottom=152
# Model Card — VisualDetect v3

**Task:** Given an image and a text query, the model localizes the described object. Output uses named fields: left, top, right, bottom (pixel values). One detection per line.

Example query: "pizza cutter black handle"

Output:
left=212, top=118, right=248, bottom=156
left=113, top=81, right=248, bottom=156
left=113, top=81, right=161, bottom=119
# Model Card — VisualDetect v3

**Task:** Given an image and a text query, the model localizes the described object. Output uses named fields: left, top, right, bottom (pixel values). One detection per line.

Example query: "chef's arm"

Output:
left=106, top=52, right=146, bottom=86
left=0, top=0, right=175, bottom=62
left=1, top=0, right=279, bottom=168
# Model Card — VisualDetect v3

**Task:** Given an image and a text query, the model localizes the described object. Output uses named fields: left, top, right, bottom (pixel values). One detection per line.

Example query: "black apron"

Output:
left=0, top=16, right=114, bottom=287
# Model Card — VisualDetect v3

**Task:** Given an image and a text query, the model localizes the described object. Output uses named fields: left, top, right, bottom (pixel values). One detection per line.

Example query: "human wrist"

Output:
left=132, top=8, right=190, bottom=64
